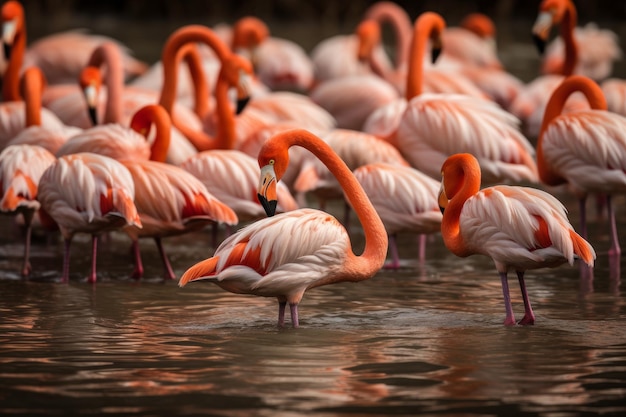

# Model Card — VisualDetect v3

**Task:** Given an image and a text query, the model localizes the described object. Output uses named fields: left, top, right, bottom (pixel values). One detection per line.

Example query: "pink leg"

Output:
left=20, top=210, right=35, bottom=277
left=131, top=240, right=144, bottom=279
left=383, top=234, right=400, bottom=269
left=607, top=195, right=621, bottom=257
left=290, top=303, right=300, bottom=328
left=155, top=237, right=176, bottom=280
left=88, top=235, right=98, bottom=284
left=277, top=300, right=286, bottom=327
left=499, top=272, right=516, bottom=326
left=516, top=271, right=535, bottom=325
left=61, top=237, right=72, bottom=283
left=418, top=234, right=427, bottom=262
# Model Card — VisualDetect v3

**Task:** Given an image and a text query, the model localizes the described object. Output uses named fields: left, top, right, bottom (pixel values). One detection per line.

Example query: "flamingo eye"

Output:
left=269, top=159, right=275, bottom=165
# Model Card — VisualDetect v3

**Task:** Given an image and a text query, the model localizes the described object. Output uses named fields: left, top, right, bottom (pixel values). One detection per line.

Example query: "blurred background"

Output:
left=16, top=0, right=626, bottom=81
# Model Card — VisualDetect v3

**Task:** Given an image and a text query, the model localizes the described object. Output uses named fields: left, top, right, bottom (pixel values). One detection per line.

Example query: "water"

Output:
left=1, top=192, right=626, bottom=416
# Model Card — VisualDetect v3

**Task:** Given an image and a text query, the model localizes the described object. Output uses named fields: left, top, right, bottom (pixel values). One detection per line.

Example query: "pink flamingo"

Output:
left=536, top=75, right=626, bottom=257
left=179, top=129, right=388, bottom=328
left=122, top=104, right=238, bottom=280
left=353, top=162, right=442, bottom=268
left=37, top=152, right=142, bottom=283
left=0, top=143, right=56, bottom=276
left=364, top=12, right=537, bottom=185
left=439, top=153, right=595, bottom=325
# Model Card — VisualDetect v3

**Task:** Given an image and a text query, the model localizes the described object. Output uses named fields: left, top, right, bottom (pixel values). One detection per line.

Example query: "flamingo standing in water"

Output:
left=0, top=143, right=56, bottom=276
left=179, top=129, right=388, bottom=328
left=439, top=153, right=595, bottom=326
left=37, top=152, right=142, bottom=283
left=122, top=104, right=238, bottom=280
left=353, top=162, right=442, bottom=268
left=536, top=75, right=626, bottom=257
left=363, top=11, right=537, bottom=185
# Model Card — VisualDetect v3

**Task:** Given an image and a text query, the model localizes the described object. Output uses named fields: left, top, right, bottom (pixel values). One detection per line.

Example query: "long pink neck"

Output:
left=441, top=157, right=481, bottom=257
left=87, top=42, right=125, bottom=124
left=537, top=75, right=607, bottom=185
left=158, top=25, right=235, bottom=151
left=558, top=1, right=578, bottom=76
left=130, top=104, right=171, bottom=163
left=406, top=12, right=445, bottom=100
left=20, top=66, right=45, bottom=126
left=364, top=1, right=412, bottom=70
left=277, top=130, right=388, bottom=280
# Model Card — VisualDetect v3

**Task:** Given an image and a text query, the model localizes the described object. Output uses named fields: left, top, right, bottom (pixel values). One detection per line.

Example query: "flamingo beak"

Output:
left=2, top=19, right=16, bottom=60
left=258, top=164, right=277, bottom=217
left=438, top=182, right=448, bottom=215
left=236, top=70, right=251, bottom=115
left=83, top=84, right=99, bottom=126
left=531, top=11, right=554, bottom=55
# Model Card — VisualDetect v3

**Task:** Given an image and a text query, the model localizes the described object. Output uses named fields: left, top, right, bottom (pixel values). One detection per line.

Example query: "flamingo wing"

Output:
left=542, top=110, right=626, bottom=193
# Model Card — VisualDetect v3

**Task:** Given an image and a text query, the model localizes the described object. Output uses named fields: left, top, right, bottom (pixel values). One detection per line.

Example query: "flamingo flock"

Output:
left=1, top=0, right=624, bottom=328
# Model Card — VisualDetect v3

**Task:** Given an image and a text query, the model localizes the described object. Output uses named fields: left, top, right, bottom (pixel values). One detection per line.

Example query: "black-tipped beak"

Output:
left=236, top=96, right=250, bottom=115
left=258, top=193, right=277, bottom=217
left=439, top=205, right=445, bottom=215
left=532, top=34, right=546, bottom=55
left=3, top=42, right=10, bottom=60
left=88, top=106, right=98, bottom=126
left=431, top=47, right=442, bottom=64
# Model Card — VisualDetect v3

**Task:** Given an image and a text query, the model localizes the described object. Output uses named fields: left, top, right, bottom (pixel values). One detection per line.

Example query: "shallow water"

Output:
left=1, top=192, right=626, bottom=416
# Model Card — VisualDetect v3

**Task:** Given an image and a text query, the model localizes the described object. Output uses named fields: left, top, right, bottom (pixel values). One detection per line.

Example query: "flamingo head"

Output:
left=532, top=0, right=569, bottom=54
left=258, top=135, right=292, bottom=217
left=1, top=1, right=24, bottom=60
left=79, top=66, right=102, bottom=126
left=220, top=54, right=253, bottom=115
left=356, top=19, right=380, bottom=63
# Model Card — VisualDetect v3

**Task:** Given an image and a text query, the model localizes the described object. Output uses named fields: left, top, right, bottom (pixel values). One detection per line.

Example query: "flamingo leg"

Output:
left=383, top=234, right=400, bottom=269
left=131, top=240, right=144, bottom=279
left=88, top=234, right=98, bottom=283
left=418, top=233, right=427, bottom=262
left=516, top=270, right=535, bottom=325
left=499, top=271, right=516, bottom=326
left=607, top=195, right=621, bottom=257
left=290, top=303, right=300, bottom=328
left=61, top=237, right=72, bottom=283
left=21, top=210, right=35, bottom=277
left=277, top=300, right=287, bottom=327
left=155, top=237, right=176, bottom=280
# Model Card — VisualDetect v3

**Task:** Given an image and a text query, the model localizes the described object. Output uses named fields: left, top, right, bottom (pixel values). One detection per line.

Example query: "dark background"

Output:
left=14, top=0, right=626, bottom=79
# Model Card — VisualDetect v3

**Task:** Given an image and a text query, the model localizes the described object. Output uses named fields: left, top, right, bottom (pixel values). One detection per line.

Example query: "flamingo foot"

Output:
left=503, top=316, right=517, bottom=326
left=517, top=314, right=535, bottom=325
left=383, top=260, right=400, bottom=270
left=21, top=261, right=32, bottom=278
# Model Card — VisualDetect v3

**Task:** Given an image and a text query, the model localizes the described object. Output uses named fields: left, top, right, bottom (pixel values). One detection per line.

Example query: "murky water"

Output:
left=1, top=191, right=626, bottom=416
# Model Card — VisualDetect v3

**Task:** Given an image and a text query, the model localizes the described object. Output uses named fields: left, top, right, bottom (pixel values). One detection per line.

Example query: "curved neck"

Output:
left=441, top=158, right=481, bottom=257
left=537, top=75, right=607, bottom=185
left=129, top=105, right=171, bottom=163
left=179, top=43, right=210, bottom=120
left=159, top=25, right=235, bottom=151
left=20, top=67, right=45, bottom=126
left=281, top=130, right=388, bottom=279
left=2, top=17, right=25, bottom=101
left=364, top=1, right=412, bottom=70
left=558, top=1, right=578, bottom=76
left=87, top=42, right=125, bottom=124
left=406, top=12, right=445, bottom=100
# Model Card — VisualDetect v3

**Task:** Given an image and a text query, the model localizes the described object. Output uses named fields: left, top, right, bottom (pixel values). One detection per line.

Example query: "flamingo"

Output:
left=363, top=12, right=537, bottom=185
left=439, top=13, right=502, bottom=70
left=509, top=0, right=591, bottom=139
left=6, top=66, right=81, bottom=153
left=536, top=75, right=626, bottom=257
left=37, top=152, right=142, bottom=283
left=0, top=143, right=56, bottom=276
left=439, top=153, right=595, bottom=326
left=122, top=104, right=238, bottom=280
left=0, top=1, right=146, bottom=91
left=179, top=129, right=388, bottom=328
left=353, top=162, right=442, bottom=268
